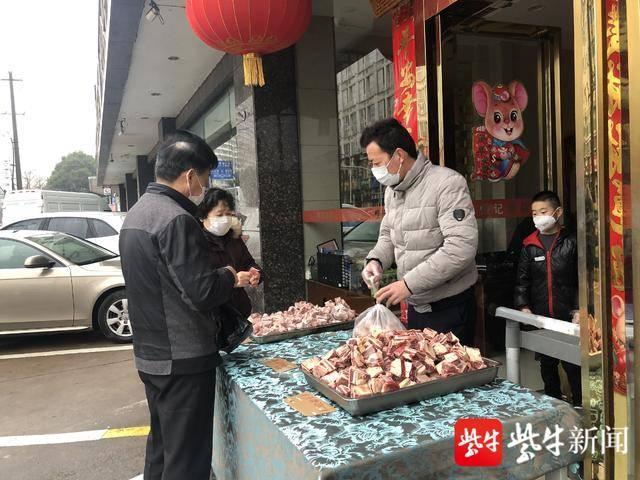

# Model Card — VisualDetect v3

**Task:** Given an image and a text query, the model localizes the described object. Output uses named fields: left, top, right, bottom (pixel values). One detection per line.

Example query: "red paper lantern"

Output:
left=186, top=0, right=312, bottom=86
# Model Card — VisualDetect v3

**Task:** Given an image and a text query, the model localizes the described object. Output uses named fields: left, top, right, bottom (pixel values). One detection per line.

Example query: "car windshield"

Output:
left=344, top=220, right=381, bottom=242
left=26, top=233, right=118, bottom=266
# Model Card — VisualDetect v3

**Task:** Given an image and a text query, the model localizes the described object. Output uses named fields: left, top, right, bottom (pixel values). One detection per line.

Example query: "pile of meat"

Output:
left=301, top=328, right=487, bottom=399
left=249, top=298, right=356, bottom=337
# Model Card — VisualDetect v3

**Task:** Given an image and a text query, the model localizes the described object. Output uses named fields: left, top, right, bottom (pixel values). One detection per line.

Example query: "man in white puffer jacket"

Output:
left=361, top=119, right=479, bottom=345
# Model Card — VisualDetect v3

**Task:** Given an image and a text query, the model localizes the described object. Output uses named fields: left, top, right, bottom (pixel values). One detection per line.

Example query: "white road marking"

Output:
left=0, top=426, right=149, bottom=447
left=129, top=475, right=143, bottom=480
left=0, top=429, right=107, bottom=447
left=0, top=345, right=133, bottom=361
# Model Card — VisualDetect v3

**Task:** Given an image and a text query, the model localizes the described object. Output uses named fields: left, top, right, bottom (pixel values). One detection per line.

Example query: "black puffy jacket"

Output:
left=514, top=229, right=578, bottom=321
left=203, top=231, right=263, bottom=318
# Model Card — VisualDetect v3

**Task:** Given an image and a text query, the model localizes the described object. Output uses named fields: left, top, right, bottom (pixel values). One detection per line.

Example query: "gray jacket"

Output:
left=120, top=183, right=236, bottom=375
left=367, top=154, right=478, bottom=307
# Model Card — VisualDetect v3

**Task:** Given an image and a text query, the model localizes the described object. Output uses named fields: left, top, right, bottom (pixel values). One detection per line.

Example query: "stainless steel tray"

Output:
left=302, top=358, right=501, bottom=416
left=250, top=320, right=354, bottom=344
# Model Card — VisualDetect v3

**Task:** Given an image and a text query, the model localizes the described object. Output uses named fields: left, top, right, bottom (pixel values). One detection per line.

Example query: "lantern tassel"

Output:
left=243, top=53, right=265, bottom=87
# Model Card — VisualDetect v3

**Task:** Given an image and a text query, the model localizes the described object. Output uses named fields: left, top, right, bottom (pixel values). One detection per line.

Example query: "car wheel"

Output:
left=97, top=290, right=132, bottom=343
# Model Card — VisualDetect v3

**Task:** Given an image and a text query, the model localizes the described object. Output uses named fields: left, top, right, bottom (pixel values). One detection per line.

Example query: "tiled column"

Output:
left=118, top=183, right=127, bottom=212
left=252, top=48, right=306, bottom=312
left=125, top=173, right=138, bottom=209
left=136, top=155, right=154, bottom=196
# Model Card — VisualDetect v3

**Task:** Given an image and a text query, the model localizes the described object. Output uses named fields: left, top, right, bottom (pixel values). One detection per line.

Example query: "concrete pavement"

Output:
left=0, top=332, right=147, bottom=480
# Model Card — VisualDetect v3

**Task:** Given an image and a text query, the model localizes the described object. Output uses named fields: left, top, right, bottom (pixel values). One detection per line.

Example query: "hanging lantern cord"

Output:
left=243, top=53, right=265, bottom=87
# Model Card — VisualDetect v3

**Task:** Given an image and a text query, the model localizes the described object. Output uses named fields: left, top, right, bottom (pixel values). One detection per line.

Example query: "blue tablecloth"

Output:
left=213, top=331, right=582, bottom=480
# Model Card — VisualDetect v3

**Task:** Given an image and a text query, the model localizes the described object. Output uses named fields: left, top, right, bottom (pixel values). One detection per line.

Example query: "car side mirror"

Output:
left=24, top=255, right=55, bottom=269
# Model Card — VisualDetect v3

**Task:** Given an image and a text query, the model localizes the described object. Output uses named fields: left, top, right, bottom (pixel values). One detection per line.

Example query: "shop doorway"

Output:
left=426, top=0, right=576, bottom=354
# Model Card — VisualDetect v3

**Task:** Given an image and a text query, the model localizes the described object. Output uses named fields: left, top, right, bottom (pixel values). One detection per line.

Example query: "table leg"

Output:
left=505, top=319, right=521, bottom=384
left=545, top=467, right=568, bottom=480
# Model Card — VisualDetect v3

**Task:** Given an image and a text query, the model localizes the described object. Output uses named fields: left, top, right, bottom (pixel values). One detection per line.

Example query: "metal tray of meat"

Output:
left=250, top=320, right=355, bottom=344
left=302, top=358, right=501, bottom=416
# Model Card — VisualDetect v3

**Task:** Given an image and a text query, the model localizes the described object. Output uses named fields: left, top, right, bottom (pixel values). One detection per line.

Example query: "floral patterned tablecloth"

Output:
left=212, top=331, right=582, bottom=480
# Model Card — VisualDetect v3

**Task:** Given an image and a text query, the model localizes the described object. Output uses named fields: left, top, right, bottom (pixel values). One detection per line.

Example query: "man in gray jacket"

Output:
left=120, top=131, right=252, bottom=480
left=361, top=119, right=479, bottom=345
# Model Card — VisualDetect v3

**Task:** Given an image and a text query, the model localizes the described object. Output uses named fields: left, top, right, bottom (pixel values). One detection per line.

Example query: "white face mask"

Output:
left=186, top=172, right=207, bottom=206
left=533, top=209, right=559, bottom=233
left=371, top=151, right=403, bottom=186
left=206, top=216, right=232, bottom=236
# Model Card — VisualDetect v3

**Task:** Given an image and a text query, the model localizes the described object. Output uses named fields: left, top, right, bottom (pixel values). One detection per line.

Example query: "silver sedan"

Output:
left=0, top=231, right=131, bottom=343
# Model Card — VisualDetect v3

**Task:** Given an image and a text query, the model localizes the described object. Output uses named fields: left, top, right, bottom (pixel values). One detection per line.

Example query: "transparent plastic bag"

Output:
left=353, top=303, right=406, bottom=337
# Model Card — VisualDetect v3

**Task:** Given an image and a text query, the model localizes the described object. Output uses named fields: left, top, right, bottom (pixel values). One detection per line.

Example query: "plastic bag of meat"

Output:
left=353, top=304, right=406, bottom=337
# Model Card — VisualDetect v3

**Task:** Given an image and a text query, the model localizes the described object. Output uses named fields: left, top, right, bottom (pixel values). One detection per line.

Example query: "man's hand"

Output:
left=235, top=271, right=252, bottom=288
left=362, top=260, right=383, bottom=291
left=375, top=280, right=411, bottom=308
left=249, top=267, right=261, bottom=287
left=521, top=307, right=532, bottom=314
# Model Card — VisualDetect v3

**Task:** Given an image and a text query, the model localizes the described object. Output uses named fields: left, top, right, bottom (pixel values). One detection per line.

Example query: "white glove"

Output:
left=362, top=260, right=383, bottom=290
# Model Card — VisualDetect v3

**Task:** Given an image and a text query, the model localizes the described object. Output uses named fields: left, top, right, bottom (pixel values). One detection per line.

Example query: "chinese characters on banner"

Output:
left=606, top=0, right=626, bottom=396
left=392, top=1, right=418, bottom=142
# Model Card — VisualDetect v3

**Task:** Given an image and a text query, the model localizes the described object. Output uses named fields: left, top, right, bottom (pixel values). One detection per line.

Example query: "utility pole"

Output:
left=1, top=72, right=23, bottom=190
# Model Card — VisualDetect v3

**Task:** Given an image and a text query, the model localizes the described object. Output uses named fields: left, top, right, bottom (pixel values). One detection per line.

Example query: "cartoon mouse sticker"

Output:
left=471, top=81, right=530, bottom=181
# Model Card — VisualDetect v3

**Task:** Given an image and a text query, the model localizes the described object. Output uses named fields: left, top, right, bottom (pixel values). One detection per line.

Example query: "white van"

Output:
left=0, top=190, right=106, bottom=227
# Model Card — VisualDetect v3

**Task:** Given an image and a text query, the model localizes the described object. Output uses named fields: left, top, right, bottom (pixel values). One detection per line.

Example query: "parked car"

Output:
left=0, top=230, right=130, bottom=343
left=1, top=212, right=125, bottom=253
left=341, top=203, right=373, bottom=235
left=342, top=219, right=381, bottom=266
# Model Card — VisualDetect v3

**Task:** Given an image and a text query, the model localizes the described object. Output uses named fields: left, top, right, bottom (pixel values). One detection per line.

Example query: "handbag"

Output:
left=217, top=302, right=253, bottom=354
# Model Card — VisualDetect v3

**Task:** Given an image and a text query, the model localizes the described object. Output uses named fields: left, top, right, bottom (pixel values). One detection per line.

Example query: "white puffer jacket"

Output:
left=367, top=153, right=478, bottom=307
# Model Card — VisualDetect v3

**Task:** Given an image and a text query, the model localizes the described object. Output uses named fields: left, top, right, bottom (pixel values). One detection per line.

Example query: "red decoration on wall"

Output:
left=185, top=0, right=312, bottom=86
left=392, top=1, right=418, bottom=141
left=605, top=0, right=626, bottom=396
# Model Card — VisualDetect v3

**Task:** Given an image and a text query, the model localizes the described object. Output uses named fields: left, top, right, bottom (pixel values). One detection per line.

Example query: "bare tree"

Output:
left=22, top=170, right=48, bottom=190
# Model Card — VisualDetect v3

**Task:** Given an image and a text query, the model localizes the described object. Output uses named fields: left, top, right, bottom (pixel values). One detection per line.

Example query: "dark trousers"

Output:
left=539, top=355, right=582, bottom=406
left=139, top=369, right=216, bottom=480
left=407, top=287, right=476, bottom=346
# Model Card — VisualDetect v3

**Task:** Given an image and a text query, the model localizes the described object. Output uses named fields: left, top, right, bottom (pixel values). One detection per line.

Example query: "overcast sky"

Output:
left=0, top=1, right=98, bottom=179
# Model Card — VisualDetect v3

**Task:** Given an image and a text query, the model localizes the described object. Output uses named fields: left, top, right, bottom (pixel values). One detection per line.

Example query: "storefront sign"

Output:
left=284, top=392, right=336, bottom=416
left=369, top=0, right=404, bottom=17
left=472, top=198, right=531, bottom=219
left=261, top=358, right=297, bottom=373
left=392, top=1, right=418, bottom=141
left=211, top=160, right=234, bottom=181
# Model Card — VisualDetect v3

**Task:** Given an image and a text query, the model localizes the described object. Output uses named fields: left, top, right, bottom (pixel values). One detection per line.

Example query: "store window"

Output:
left=336, top=48, right=394, bottom=234
left=188, top=88, right=260, bottom=266
left=367, top=104, right=376, bottom=124
left=377, top=68, right=385, bottom=91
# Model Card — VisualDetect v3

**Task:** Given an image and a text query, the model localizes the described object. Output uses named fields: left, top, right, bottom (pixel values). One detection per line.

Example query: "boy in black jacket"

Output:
left=514, top=191, right=581, bottom=406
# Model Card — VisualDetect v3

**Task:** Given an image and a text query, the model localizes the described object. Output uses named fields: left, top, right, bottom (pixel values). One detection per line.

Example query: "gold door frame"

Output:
left=575, top=0, right=637, bottom=476
left=625, top=0, right=640, bottom=475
